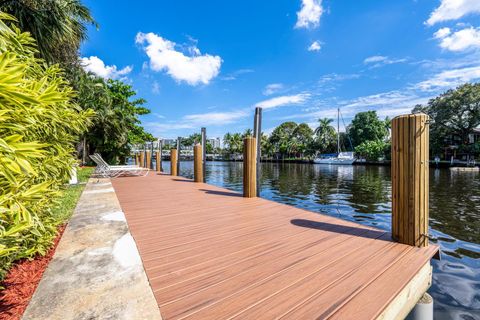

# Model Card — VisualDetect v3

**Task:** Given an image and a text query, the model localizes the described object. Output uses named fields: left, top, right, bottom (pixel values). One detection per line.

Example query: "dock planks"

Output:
left=112, top=173, right=438, bottom=320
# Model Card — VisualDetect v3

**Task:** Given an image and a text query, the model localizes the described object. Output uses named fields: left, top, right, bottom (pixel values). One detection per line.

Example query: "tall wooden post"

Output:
left=158, top=139, right=163, bottom=172
left=253, top=107, right=262, bottom=196
left=391, top=113, right=429, bottom=247
left=146, top=151, right=151, bottom=169
left=156, top=151, right=161, bottom=172
left=243, top=137, right=257, bottom=198
left=139, top=152, right=145, bottom=168
left=194, top=144, right=203, bottom=182
left=135, top=152, right=140, bottom=166
left=201, top=127, right=207, bottom=182
left=176, top=137, right=181, bottom=176
left=170, top=149, right=178, bottom=176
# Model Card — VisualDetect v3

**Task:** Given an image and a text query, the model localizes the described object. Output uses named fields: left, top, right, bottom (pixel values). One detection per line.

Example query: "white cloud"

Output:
left=363, top=55, right=407, bottom=68
left=152, top=81, right=160, bottom=94
left=434, top=27, right=451, bottom=39
left=255, top=93, right=310, bottom=110
left=426, top=0, right=480, bottom=26
left=308, top=40, right=322, bottom=51
left=81, top=56, right=132, bottom=79
left=319, top=73, right=360, bottom=83
left=434, top=27, right=480, bottom=52
left=183, top=111, right=247, bottom=125
left=295, top=0, right=323, bottom=29
left=415, top=65, right=480, bottom=91
left=136, top=32, right=222, bottom=86
left=220, top=69, right=254, bottom=81
left=263, top=83, right=284, bottom=96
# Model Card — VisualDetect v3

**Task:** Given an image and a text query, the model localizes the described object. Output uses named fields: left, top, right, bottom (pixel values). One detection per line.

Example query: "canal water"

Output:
left=159, top=161, right=480, bottom=320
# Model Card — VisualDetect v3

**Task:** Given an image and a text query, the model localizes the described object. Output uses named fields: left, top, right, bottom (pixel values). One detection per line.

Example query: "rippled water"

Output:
left=159, top=161, right=480, bottom=319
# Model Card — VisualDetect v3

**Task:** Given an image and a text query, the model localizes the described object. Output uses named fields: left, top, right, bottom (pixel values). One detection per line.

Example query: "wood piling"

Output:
left=194, top=144, right=203, bottom=182
left=170, top=149, right=178, bottom=176
left=391, top=113, right=429, bottom=247
left=146, top=151, right=151, bottom=169
left=156, top=151, right=161, bottom=172
left=243, top=137, right=257, bottom=198
left=139, top=152, right=145, bottom=168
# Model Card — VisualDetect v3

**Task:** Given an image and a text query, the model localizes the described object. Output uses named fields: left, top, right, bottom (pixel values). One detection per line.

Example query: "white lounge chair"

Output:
left=90, top=154, right=149, bottom=178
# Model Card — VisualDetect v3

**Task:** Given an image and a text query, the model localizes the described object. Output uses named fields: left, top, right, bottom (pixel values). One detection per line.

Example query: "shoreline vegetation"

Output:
left=0, top=167, right=93, bottom=320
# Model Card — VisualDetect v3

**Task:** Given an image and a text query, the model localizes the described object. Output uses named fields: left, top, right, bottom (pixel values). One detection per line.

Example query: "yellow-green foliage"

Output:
left=0, top=13, right=94, bottom=279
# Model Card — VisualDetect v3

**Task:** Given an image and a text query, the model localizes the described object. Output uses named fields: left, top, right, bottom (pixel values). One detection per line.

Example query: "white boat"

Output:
left=313, top=108, right=355, bottom=165
left=314, top=152, right=355, bottom=164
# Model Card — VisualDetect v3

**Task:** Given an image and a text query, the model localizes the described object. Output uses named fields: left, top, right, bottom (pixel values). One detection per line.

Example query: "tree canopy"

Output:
left=348, top=111, right=388, bottom=147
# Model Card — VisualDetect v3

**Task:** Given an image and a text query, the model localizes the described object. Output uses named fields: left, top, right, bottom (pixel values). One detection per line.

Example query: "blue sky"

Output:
left=80, top=0, right=480, bottom=139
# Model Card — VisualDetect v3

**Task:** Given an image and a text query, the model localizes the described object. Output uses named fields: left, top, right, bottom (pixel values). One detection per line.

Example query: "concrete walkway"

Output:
left=22, top=178, right=161, bottom=320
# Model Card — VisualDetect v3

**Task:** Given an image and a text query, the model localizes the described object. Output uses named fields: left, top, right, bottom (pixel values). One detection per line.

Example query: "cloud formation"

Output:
left=81, top=56, right=132, bottom=79
left=255, top=94, right=310, bottom=110
left=363, top=55, right=407, bottom=68
left=136, top=32, right=222, bottom=86
left=426, top=0, right=480, bottom=26
left=434, top=27, right=480, bottom=52
left=308, top=40, right=322, bottom=51
left=295, top=0, right=323, bottom=29
left=415, top=65, right=480, bottom=91
left=263, top=83, right=284, bottom=96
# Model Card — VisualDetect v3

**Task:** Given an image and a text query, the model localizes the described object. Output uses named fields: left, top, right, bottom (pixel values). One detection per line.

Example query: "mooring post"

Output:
left=253, top=107, right=262, bottom=196
left=391, top=113, right=429, bottom=247
left=146, top=141, right=152, bottom=170
left=243, top=137, right=257, bottom=198
left=201, top=127, right=207, bottom=182
left=176, top=137, right=181, bottom=176
left=170, top=149, right=178, bottom=176
left=156, top=139, right=162, bottom=172
left=194, top=144, right=203, bottom=182
left=139, top=149, right=145, bottom=168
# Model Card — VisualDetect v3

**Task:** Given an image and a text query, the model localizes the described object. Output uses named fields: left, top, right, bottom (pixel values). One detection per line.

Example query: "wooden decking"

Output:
left=111, top=173, right=438, bottom=320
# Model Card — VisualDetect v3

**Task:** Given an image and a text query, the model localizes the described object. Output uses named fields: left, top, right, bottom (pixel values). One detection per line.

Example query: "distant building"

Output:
left=208, top=137, right=222, bottom=149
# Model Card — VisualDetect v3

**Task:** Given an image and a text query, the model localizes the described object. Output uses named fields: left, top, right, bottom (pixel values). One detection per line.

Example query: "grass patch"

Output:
left=51, top=167, right=94, bottom=223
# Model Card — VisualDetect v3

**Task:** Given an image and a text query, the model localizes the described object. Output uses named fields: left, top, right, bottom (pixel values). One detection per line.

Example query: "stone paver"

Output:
left=22, top=178, right=161, bottom=320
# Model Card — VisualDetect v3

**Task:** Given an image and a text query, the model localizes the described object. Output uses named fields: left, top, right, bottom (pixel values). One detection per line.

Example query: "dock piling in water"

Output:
left=170, top=149, right=178, bottom=176
left=194, top=144, right=203, bottom=182
left=243, top=137, right=257, bottom=198
left=391, top=113, right=429, bottom=247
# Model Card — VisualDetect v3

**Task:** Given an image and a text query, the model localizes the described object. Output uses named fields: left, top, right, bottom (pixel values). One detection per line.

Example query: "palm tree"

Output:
left=314, top=118, right=336, bottom=147
left=230, top=133, right=243, bottom=154
left=223, top=132, right=232, bottom=152
left=1, top=0, right=97, bottom=65
left=243, top=128, right=253, bottom=138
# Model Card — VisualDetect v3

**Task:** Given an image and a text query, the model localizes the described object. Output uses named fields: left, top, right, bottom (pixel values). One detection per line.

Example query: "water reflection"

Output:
left=159, top=160, right=480, bottom=319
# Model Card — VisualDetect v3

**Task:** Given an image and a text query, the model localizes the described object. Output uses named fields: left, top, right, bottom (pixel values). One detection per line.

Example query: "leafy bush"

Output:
left=355, top=140, right=389, bottom=161
left=0, top=14, right=93, bottom=279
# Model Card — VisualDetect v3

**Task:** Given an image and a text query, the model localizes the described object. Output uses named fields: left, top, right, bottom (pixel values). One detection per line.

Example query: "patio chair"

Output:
left=90, top=154, right=149, bottom=178
left=93, top=153, right=140, bottom=169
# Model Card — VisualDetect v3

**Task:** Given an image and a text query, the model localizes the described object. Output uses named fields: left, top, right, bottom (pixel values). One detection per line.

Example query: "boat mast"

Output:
left=337, top=108, right=340, bottom=154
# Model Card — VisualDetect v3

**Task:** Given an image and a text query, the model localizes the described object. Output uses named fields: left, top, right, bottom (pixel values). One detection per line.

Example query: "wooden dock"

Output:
left=112, top=173, right=438, bottom=320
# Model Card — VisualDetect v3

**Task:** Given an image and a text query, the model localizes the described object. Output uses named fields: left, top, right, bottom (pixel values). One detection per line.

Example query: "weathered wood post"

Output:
left=176, top=137, right=181, bottom=176
left=156, top=139, right=162, bottom=172
left=391, top=113, right=429, bottom=247
left=243, top=137, right=257, bottom=198
left=139, top=151, right=145, bottom=168
left=170, top=149, right=178, bottom=176
left=253, top=107, right=262, bottom=196
left=194, top=144, right=203, bottom=182
left=146, top=150, right=151, bottom=169
left=201, top=127, right=207, bottom=182
left=135, top=152, right=140, bottom=166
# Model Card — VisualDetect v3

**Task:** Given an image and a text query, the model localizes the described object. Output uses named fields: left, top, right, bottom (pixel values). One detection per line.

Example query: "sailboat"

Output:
left=313, top=108, right=355, bottom=165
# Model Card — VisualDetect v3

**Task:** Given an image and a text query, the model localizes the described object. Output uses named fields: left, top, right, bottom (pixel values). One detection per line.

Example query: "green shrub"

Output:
left=355, top=140, right=389, bottom=161
left=0, top=13, right=93, bottom=279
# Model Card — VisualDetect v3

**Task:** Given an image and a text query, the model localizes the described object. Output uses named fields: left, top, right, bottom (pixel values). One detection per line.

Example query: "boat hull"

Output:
left=313, top=158, right=355, bottom=165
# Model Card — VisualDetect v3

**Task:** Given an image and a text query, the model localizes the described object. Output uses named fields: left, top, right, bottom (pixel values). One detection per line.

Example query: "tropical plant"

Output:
left=354, top=140, right=388, bottom=161
left=413, top=83, right=480, bottom=156
left=0, top=0, right=97, bottom=65
left=0, top=14, right=93, bottom=279
left=348, top=111, right=388, bottom=147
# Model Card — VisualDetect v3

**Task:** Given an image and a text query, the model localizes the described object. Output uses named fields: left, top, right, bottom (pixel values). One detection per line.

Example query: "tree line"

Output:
left=222, top=83, right=480, bottom=161
left=0, top=1, right=153, bottom=280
